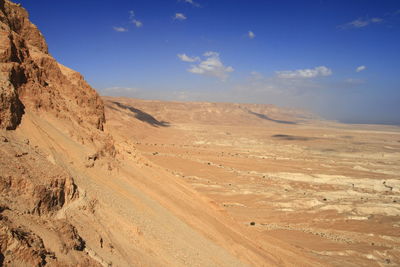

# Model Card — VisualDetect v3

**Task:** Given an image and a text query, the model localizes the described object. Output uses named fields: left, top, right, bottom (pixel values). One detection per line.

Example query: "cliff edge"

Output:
left=0, top=0, right=105, bottom=130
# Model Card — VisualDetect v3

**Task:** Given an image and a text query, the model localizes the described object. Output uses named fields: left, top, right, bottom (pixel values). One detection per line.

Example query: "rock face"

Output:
left=0, top=81, right=24, bottom=129
left=0, top=135, right=102, bottom=266
left=0, top=139, right=78, bottom=216
left=0, top=214, right=100, bottom=266
left=0, top=0, right=105, bottom=130
left=0, top=1, right=106, bottom=265
left=0, top=216, right=50, bottom=267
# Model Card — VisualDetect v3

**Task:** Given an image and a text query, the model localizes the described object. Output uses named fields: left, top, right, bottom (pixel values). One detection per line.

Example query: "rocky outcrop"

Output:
left=0, top=0, right=48, bottom=54
left=0, top=0, right=105, bottom=130
left=0, top=215, right=50, bottom=267
left=0, top=211, right=101, bottom=266
left=0, top=81, right=24, bottom=129
left=0, top=138, right=78, bottom=216
left=51, top=220, right=86, bottom=253
left=0, top=134, right=103, bottom=266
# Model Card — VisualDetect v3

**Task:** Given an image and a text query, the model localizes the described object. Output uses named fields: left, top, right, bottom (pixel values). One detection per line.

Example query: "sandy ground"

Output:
left=3, top=1, right=398, bottom=265
left=103, top=97, right=400, bottom=266
left=3, top=95, right=398, bottom=266
left=3, top=103, right=319, bottom=266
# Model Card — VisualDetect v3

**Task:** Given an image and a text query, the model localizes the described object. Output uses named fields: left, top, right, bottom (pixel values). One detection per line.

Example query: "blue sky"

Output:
left=18, top=0, right=400, bottom=124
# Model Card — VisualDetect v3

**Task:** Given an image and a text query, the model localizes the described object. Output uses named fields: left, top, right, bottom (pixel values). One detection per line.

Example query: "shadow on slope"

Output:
left=111, top=101, right=170, bottom=127
left=248, top=111, right=297, bottom=125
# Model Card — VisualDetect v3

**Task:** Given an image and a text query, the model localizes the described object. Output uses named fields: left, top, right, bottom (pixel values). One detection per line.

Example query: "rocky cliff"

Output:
left=0, top=0, right=105, bottom=130
left=0, top=1, right=106, bottom=265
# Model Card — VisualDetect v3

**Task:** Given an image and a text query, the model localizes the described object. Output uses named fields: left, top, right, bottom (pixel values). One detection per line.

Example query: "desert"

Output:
left=1, top=0, right=400, bottom=266
left=103, top=97, right=400, bottom=266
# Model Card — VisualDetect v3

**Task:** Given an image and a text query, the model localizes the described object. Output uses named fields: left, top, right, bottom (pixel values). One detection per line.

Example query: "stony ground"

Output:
left=105, top=97, right=400, bottom=266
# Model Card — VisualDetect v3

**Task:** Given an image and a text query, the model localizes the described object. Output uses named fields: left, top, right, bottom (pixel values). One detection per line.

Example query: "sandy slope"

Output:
left=1, top=1, right=399, bottom=265
left=1, top=0, right=322, bottom=265
left=103, top=96, right=400, bottom=266
left=7, top=106, right=320, bottom=266
left=2, top=94, right=398, bottom=266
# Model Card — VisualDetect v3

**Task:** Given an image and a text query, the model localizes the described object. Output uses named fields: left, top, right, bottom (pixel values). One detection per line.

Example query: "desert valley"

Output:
left=1, top=0, right=400, bottom=266
left=103, top=97, right=400, bottom=266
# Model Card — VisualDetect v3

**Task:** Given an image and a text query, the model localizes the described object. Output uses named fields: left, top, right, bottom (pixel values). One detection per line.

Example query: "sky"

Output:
left=18, top=0, right=400, bottom=124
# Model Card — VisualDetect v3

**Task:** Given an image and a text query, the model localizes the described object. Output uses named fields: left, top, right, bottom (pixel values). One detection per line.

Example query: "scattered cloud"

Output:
left=132, top=20, right=143, bottom=28
left=248, top=31, right=256, bottom=39
left=276, top=66, right=332, bottom=79
left=180, top=0, right=200, bottom=7
left=129, top=10, right=143, bottom=28
left=113, top=27, right=128, bottom=32
left=356, top=65, right=366, bottom=72
left=371, top=17, right=383, bottom=23
left=230, top=71, right=326, bottom=107
left=339, top=17, right=383, bottom=29
left=174, top=13, right=187, bottom=20
left=177, top=53, right=200, bottom=62
left=180, top=51, right=234, bottom=81
left=112, top=10, right=143, bottom=31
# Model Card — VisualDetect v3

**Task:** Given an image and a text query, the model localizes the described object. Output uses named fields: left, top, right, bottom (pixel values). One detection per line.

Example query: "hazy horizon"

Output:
left=19, top=0, right=400, bottom=125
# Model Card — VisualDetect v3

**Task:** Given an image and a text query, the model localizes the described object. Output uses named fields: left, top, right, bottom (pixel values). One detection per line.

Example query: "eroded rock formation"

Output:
left=0, top=0, right=105, bottom=130
left=0, top=1, right=106, bottom=265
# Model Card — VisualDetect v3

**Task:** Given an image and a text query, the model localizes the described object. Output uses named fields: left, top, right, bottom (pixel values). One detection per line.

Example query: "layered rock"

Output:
left=0, top=212, right=100, bottom=266
left=0, top=215, right=50, bottom=267
left=0, top=1, right=108, bottom=265
left=0, top=128, right=102, bottom=266
left=0, top=81, right=24, bottom=129
left=0, top=139, right=78, bottom=216
left=0, top=0, right=105, bottom=131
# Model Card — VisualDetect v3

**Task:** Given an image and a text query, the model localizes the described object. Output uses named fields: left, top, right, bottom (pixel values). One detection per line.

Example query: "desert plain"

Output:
left=104, top=97, right=400, bottom=266
left=1, top=0, right=400, bottom=265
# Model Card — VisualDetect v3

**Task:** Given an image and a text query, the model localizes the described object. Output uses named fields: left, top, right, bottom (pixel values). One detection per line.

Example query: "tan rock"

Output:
left=0, top=0, right=105, bottom=131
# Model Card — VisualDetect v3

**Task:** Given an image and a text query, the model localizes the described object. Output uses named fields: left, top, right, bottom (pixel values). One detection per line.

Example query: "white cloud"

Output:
left=132, top=19, right=143, bottom=28
left=248, top=31, right=255, bottom=39
left=348, top=19, right=369, bottom=28
left=177, top=53, right=200, bottom=62
left=129, top=10, right=143, bottom=28
left=371, top=17, right=383, bottom=23
left=276, top=66, right=332, bottom=79
left=180, top=51, right=234, bottom=81
left=174, top=13, right=187, bottom=20
left=356, top=65, right=366, bottom=72
left=339, top=17, right=383, bottom=29
left=181, top=0, right=200, bottom=7
left=113, top=27, right=128, bottom=32
left=203, top=51, right=219, bottom=57
left=231, top=72, right=325, bottom=104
